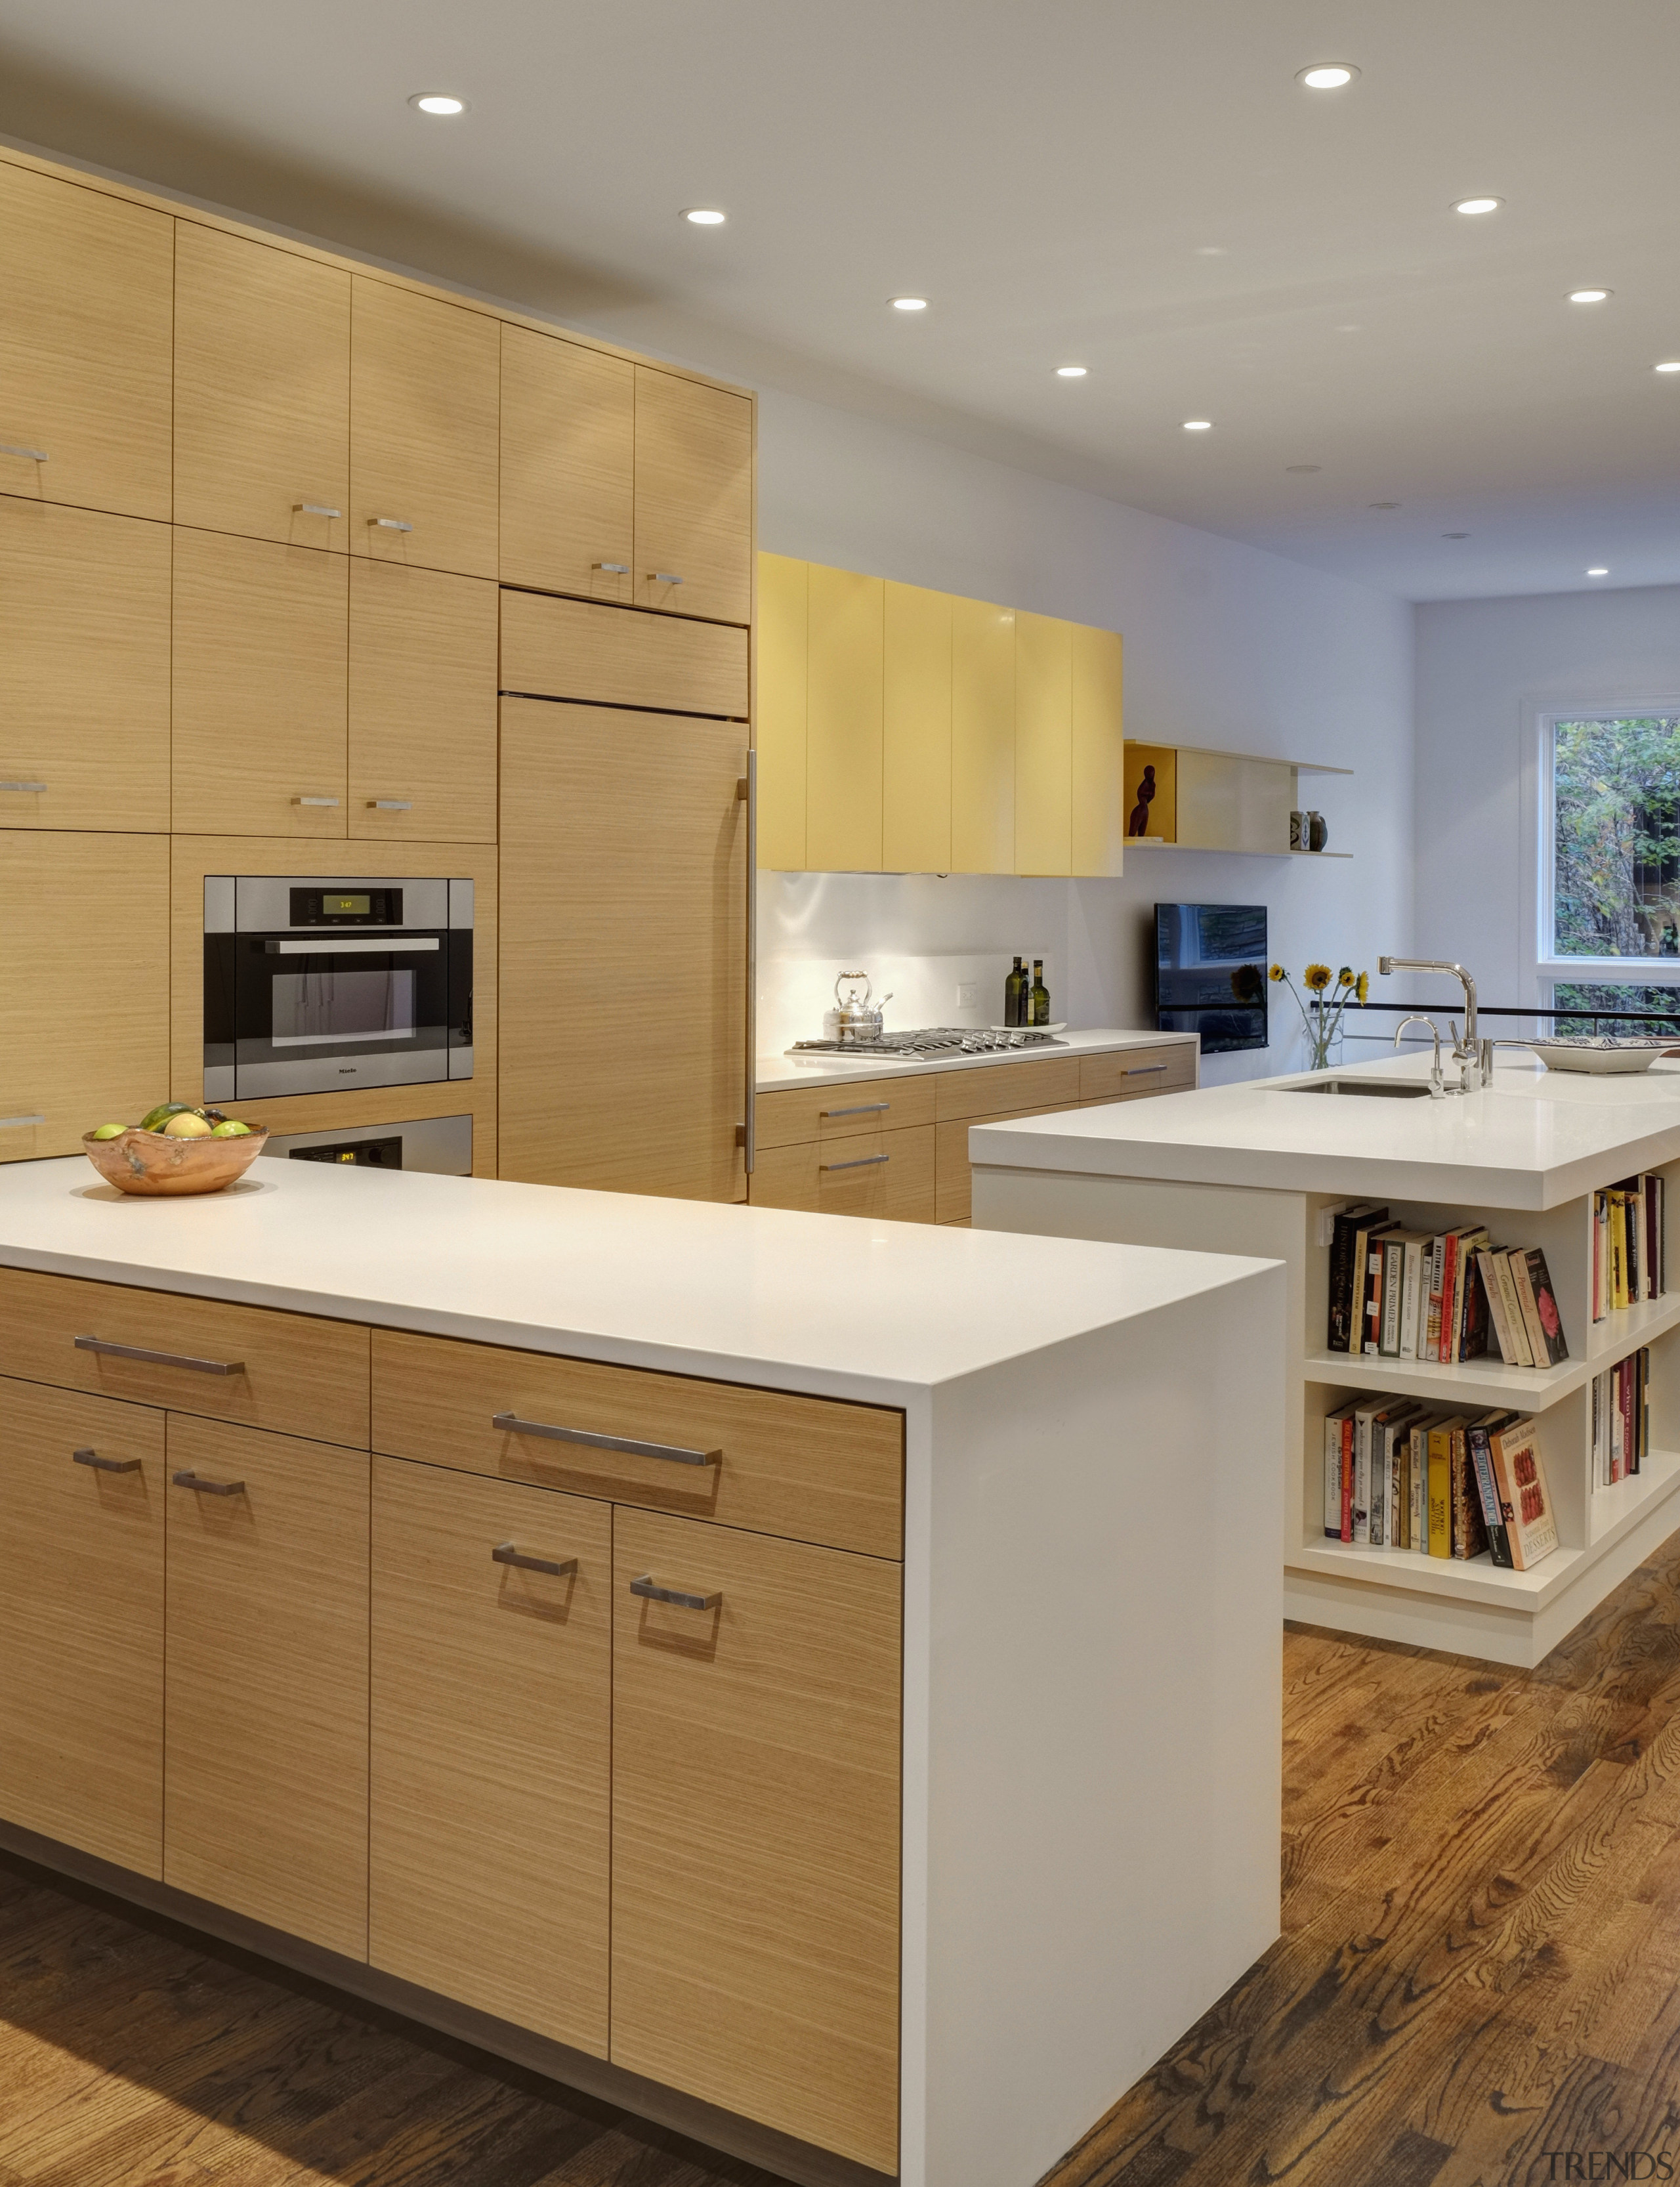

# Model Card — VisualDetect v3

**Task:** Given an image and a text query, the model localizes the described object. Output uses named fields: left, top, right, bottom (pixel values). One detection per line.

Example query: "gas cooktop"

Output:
left=788, top=1027, right=1069, bottom=1061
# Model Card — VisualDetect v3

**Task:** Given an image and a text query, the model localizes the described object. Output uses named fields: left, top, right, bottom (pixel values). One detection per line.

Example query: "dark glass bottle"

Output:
left=1004, top=956, right=1026, bottom=1027
left=1030, top=959, right=1049, bottom=1026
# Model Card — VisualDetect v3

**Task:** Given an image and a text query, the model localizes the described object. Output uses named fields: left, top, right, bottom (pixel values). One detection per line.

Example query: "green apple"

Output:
left=139, top=1102, right=192, bottom=1132
left=89, top=1123, right=127, bottom=1140
left=209, top=1119, right=253, bottom=1138
left=161, top=1111, right=215, bottom=1139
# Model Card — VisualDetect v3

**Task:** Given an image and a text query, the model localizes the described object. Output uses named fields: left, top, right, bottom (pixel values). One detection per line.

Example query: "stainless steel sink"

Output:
left=1281, top=1078, right=1435, bottom=1098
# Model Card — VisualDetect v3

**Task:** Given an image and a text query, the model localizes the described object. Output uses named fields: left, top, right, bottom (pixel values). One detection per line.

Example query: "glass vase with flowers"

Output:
left=1269, top=962, right=1368, bottom=1069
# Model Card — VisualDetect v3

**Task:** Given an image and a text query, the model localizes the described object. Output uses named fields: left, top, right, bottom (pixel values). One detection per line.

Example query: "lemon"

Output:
left=161, top=1111, right=215, bottom=1139
left=89, top=1123, right=126, bottom=1141
left=209, top=1120, right=253, bottom=1138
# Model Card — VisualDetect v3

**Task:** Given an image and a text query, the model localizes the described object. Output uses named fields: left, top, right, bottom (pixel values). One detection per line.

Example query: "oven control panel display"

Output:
left=289, top=886, right=402, bottom=926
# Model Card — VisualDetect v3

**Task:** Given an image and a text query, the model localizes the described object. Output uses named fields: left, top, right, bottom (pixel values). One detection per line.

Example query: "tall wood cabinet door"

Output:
left=0, top=162, right=172, bottom=520
left=0, top=1380, right=165, bottom=1876
left=1071, top=623, right=1125, bottom=876
left=805, top=563, right=883, bottom=872
left=369, top=1456, right=611, bottom=2053
left=633, top=369, right=753, bottom=626
left=173, top=223, right=350, bottom=553
left=612, top=1511, right=902, bottom=2173
left=500, top=326, right=634, bottom=604
left=754, top=552, right=808, bottom=872
left=883, top=580, right=952, bottom=873
left=171, top=528, right=348, bottom=837
left=0, top=832, right=168, bottom=1161
left=0, top=497, right=171, bottom=832
left=1014, top=610, right=1072, bottom=876
left=350, top=279, right=499, bottom=581
left=951, top=595, right=1015, bottom=873
left=348, top=562, right=497, bottom=842
left=499, top=698, right=747, bottom=1201
left=164, top=1416, right=369, bottom=1960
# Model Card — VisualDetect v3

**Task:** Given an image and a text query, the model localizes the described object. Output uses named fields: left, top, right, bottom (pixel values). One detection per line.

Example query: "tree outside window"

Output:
left=1552, top=716, right=1680, bottom=961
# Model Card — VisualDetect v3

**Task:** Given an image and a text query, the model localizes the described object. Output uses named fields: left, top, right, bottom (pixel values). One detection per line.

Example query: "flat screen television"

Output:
left=1154, top=903, right=1268, bottom=1055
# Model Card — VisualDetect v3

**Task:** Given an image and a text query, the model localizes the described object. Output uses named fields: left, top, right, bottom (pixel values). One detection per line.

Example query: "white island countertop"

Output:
left=757, top=1025, right=1193, bottom=1094
left=971, top=1046, right=1680, bottom=1211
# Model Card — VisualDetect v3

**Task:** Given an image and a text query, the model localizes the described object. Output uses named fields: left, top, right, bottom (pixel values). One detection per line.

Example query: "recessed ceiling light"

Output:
left=1285, top=463, right=1320, bottom=473
left=1194, top=245, right=1228, bottom=257
left=1182, top=419, right=1213, bottom=432
left=682, top=207, right=726, bottom=226
left=1297, top=64, right=1358, bottom=89
left=1656, top=360, right=1680, bottom=373
left=1369, top=501, right=1400, bottom=510
left=1587, top=566, right=1610, bottom=577
left=1056, top=365, right=1088, bottom=378
left=890, top=296, right=929, bottom=312
left=1568, top=288, right=1611, bottom=304
left=1442, top=531, right=1470, bottom=539
left=1453, top=196, right=1503, bottom=217
left=408, top=93, right=466, bottom=114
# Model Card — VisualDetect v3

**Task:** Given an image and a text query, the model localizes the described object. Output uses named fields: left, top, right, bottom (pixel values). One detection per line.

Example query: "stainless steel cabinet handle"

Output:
left=630, top=1573, right=720, bottom=1611
left=648, top=571, right=684, bottom=585
left=820, top=1153, right=890, bottom=1172
left=73, top=1448, right=142, bottom=1474
left=492, top=1540, right=578, bottom=1578
left=1120, top=1063, right=1167, bottom=1076
left=293, top=501, right=341, bottom=519
left=593, top=561, right=629, bottom=574
left=0, top=781, right=47, bottom=794
left=292, top=796, right=341, bottom=807
left=822, top=1101, right=890, bottom=1118
left=265, top=935, right=438, bottom=955
left=368, top=799, right=412, bottom=811
left=491, top=1411, right=720, bottom=1468
left=0, top=1114, right=45, bottom=1128
left=371, top=517, right=413, bottom=532
left=172, top=1470, right=245, bottom=1497
left=76, top=1335, right=245, bottom=1376
left=0, top=443, right=47, bottom=461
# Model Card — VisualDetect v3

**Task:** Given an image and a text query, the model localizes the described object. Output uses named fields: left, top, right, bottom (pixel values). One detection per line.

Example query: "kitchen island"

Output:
left=971, top=1046, right=1680, bottom=1667
left=0, top=1153, right=1281, bottom=2187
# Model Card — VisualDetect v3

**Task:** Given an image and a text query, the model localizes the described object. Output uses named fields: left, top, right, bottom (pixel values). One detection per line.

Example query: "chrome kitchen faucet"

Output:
left=1379, top=957, right=1482, bottom=1092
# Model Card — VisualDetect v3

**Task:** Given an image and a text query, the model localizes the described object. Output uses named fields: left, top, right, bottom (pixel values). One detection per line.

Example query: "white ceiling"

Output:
left=3, top=0, right=1677, bottom=603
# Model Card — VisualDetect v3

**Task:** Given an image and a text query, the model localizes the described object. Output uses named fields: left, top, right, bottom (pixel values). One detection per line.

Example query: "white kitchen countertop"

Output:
left=0, top=1153, right=1270, bottom=1406
left=756, top=1025, right=1194, bottom=1094
left=970, top=1046, right=1680, bottom=1210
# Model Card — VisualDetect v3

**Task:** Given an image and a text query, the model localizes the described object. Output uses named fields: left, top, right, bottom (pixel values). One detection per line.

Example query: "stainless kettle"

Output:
left=824, top=971, right=893, bottom=1046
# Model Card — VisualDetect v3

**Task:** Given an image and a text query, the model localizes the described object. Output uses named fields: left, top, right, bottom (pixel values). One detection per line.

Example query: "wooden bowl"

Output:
left=81, top=1124, right=269, bottom=1196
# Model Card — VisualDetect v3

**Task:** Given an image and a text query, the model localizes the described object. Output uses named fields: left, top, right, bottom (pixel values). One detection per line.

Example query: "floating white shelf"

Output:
left=1127, top=839, right=1353, bottom=860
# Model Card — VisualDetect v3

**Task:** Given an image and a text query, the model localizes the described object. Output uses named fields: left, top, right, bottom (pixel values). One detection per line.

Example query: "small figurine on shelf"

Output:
left=1127, top=765, right=1158, bottom=838
left=1305, top=811, right=1328, bottom=853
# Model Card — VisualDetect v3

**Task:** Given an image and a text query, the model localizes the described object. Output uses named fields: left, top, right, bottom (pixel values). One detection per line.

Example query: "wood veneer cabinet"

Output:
left=348, top=561, right=499, bottom=842
left=633, top=368, right=753, bottom=626
left=500, top=326, right=635, bottom=605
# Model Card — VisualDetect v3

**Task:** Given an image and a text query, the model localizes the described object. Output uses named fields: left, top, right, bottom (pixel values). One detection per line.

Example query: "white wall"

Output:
left=756, top=387, right=1416, bottom=1080
left=1414, top=584, right=1680, bottom=1011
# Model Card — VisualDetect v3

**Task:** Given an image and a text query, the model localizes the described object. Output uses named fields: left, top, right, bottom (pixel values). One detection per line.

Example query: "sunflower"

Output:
left=1303, top=964, right=1333, bottom=992
left=1356, top=970, right=1370, bottom=1003
left=1268, top=963, right=1285, bottom=983
left=1336, top=966, right=1355, bottom=988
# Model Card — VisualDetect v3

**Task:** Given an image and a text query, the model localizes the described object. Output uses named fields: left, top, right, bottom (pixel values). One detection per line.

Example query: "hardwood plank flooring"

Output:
left=9, top=1540, right=1680, bottom=2186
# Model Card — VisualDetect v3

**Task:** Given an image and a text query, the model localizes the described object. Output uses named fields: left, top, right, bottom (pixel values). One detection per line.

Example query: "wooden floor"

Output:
left=8, top=1543, right=1680, bottom=2187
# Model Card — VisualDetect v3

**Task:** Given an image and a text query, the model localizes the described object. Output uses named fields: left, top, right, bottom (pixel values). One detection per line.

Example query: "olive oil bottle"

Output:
left=1030, top=959, right=1050, bottom=1027
left=1003, top=956, right=1026, bottom=1027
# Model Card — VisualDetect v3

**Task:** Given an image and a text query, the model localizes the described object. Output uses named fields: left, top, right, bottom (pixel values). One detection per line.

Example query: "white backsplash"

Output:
left=760, top=950, right=1056, bottom=1054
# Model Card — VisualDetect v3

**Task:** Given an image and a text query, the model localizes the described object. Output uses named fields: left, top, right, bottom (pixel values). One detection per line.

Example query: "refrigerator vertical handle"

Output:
left=739, top=752, right=757, bottom=1176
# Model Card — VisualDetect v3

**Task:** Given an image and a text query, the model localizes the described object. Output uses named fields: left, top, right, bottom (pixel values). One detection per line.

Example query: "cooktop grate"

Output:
left=788, top=1027, right=1069, bottom=1061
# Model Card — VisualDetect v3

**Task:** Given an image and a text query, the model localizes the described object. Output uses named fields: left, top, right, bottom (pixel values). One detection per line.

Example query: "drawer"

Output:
left=934, top=1104, right=1062, bottom=1226
left=750, top=1123, right=936, bottom=1228
left=755, top=1073, right=936, bottom=1151
left=499, top=589, right=748, bottom=719
left=934, top=1054, right=1081, bottom=1120
left=1079, top=1044, right=1196, bottom=1103
left=371, top=1329, right=903, bottom=1560
left=0, top=1267, right=371, bottom=1449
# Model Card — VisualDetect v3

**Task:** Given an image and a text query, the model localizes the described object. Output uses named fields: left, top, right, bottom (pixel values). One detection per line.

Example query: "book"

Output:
left=1484, top=1248, right=1533, bottom=1368
left=1379, top=1233, right=1427, bottom=1358
left=1423, top=1235, right=1446, bottom=1361
left=1458, top=1233, right=1494, bottom=1361
left=1469, top=1414, right=1519, bottom=1567
left=1408, top=1415, right=1440, bottom=1550
left=1514, top=1246, right=1568, bottom=1365
left=1328, top=1204, right=1387, bottom=1352
left=1399, top=1235, right=1427, bottom=1359
left=1488, top=1417, right=1559, bottom=1570
left=1450, top=1422, right=1490, bottom=1560
left=1427, top=1417, right=1465, bottom=1558
left=1366, top=1397, right=1422, bottom=1548
left=1361, top=1222, right=1398, bottom=1356
left=1324, top=1400, right=1359, bottom=1538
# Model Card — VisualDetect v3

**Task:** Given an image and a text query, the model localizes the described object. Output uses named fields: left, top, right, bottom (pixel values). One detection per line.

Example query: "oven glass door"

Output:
left=234, top=933, right=452, bottom=1097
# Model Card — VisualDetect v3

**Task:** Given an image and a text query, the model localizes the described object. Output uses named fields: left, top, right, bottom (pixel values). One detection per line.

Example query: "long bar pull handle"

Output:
left=292, top=796, right=341, bottom=807
left=630, top=1573, right=721, bottom=1612
left=492, top=1540, right=578, bottom=1578
left=172, top=1470, right=245, bottom=1497
left=293, top=502, right=341, bottom=519
left=0, top=782, right=47, bottom=794
left=1120, top=1063, right=1167, bottom=1076
left=76, top=1336, right=245, bottom=1376
left=73, top=1448, right=142, bottom=1474
left=742, top=753, right=756, bottom=1176
left=368, top=799, right=413, bottom=811
left=371, top=517, right=413, bottom=532
left=648, top=571, right=684, bottom=585
left=266, top=936, right=438, bottom=955
left=820, top=1153, right=891, bottom=1173
left=0, top=444, right=48, bottom=462
left=593, top=562, right=629, bottom=574
left=821, top=1102, right=890, bottom=1118
left=491, top=1411, right=720, bottom=1468
left=0, top=1115, right=46, bottom=1128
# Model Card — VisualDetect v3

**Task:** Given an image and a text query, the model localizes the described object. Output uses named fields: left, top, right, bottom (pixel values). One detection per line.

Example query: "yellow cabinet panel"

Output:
left=1014, top=610, right=1072, bottom=876
left=755, top=552, right=808, bottom=871
left=0, top=497, right=170, bottom=832
left=805, top=564, right=883, bottom=872
left=633, top=368, right=753, bottom=625
left=1177, top=750, right=1293, bottom=851
left=951, top=595, right=1015, bottom=873
left=348, top=561, right=498, bottom=843
left=0, top=162, right=173, bottom=521
left=883, top=580, right=952, bottom=873
left=500, top=326, right=635, bottom=605
left=1073, top=626, right=1126, bottom=875
left=173, top=224, right=350, bottom=551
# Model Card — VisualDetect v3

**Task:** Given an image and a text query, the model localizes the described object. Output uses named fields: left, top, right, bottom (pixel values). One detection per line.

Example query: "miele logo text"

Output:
left=1542, top=2155, right=1675, bottom=2180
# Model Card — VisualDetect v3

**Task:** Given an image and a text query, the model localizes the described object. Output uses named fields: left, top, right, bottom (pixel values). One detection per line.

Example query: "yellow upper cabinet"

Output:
left=499, top=326, right=635, bottom=605
left=883, top=582, right=952, bottom=874
left=805, top=565, right=884, bottom=872
left=0, top=163, right=173, bottom=522
left=634, top=370, right=753, bottom=626
left=350, top=278, right=500, bottom=581
left=755, top=554, right=808, bottom=872
left=174, top=225, right=350, bottom=552
left=1072, top=625, right=1125, bottom=875
left=952, top=596, right=1016, bottom=874
left=1014, top=611, right=1073, bottom=876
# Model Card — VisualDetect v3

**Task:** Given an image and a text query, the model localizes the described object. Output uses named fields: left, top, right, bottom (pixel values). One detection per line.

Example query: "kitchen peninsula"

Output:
left=971, top=1046, right=1680, bottom=1667
left=0, top=1153, right=1282, bottom=2187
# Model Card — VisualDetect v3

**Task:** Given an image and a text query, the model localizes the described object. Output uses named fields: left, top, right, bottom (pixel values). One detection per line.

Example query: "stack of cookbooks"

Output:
left=1321, top=1398, right=1559, bottom=1569
left=1591, top=1348, right=1650, bottom=1486
left=1591, top=1175, right=1666, bottom=1319
left=1325, top=1203, right=1568, bottom=1367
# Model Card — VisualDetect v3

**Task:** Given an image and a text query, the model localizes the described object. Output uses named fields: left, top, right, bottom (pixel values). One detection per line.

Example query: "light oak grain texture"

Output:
left=0, top=1266, right=371, bottom=1448
left=883, top=580, right=953, bottom=874
left=749, top=1124, right=936, bottom=1227
left=0, top=1378, right=164, bottom=1875
left=611, top=1511, right=902, bottom=2173
left=499, top=698, right=746, bottom=1201
left=950, top=595, right=1015, bottom=873
left=499, top=589, right=748, bottom=718
left=1078, top=1044, right=1196, bottom=1103
left=934, top=1052, right=1080, bottom=1119
left=0, top=160, right=172, bottom=520
left=163, top=1416, right=370, bottom=1959
left=348, top=560, right=498, bottom=842
left=370, top=1454, right=611, bottom=2054
left=633, top=368, right=753, bottom=626
left=499, top=326, right=635, bottom=605
left=1014, top=611, right=1073, bottom=876
left=171, top=528, right=349, bottom=838
left=805, top=564, right=884, bottom=873
left=934, top=1102, right=1066, bottom=1225
left=350, top=278, right=499, bottom=582
left=371, top=1328, right=903, bottom=1561
left=0, top=496, right=170, bottom=832
left=173, top=223, right=351, bottom=551
left=0, top=832, right=168, bottom=1161
left=1070, top=623, right=1125, bottom=877
left=753, top=1073, right=936, bottom=1151
left=755, top=552, right=808, bottom=871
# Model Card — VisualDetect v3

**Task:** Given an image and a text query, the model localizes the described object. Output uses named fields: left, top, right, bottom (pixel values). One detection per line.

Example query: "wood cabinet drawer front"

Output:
left=934, top=1053, right=1082, bottom=1120
left=499, top=589, right=748, bottom=719
left=749, top=1122, right=936, bottom=1227
left=934, top=1104, right=1061, bottom=1226
left=370, top=1455, right=610, bottom=2055
left=0, top=1376, right=165, bottom=1877
left=0, top=1268, right=371, bottom=1449
left=1079, top=1045, right=1196, bottom=1103
left=754, top=1073, right=936, bottom=1150
left=611, top=1510, right=900, bottom=2173
left=371, top=1329, right=903, bottom=1561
